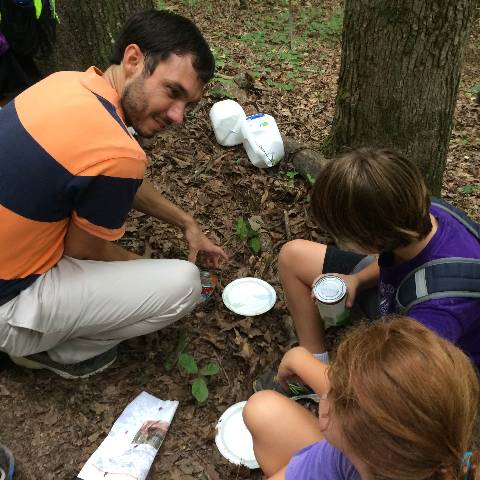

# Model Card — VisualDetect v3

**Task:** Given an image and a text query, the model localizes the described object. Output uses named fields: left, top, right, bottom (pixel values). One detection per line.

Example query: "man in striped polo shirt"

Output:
left=0, top=9, right=227, bottom=378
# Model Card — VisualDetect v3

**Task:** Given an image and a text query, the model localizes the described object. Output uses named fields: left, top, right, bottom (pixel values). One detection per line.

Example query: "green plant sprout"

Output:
left=178, top=353, right=220, bottom=403
left=460, top=185, right=479, bottom=195
left=285, top=169, right=299, bottom=179
left=164, top=330, right=220, bottom=403
left=306, top=173, right=316, bottom=186
left=468, top=83, right=480, bottom=95
left=236, top=217, right=262, bottom=255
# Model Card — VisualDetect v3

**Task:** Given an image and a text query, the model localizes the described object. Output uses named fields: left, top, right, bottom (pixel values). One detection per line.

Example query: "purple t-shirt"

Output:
left=378, top=205, right=480, bottom=366
left=286, top=440, right=360, bottom=480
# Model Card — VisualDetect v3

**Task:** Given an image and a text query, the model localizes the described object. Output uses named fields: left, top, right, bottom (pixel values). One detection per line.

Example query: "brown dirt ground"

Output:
left=1, top=1, right=479, bottom=479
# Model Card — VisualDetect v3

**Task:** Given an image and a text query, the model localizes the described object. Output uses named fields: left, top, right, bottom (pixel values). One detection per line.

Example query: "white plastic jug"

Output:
left=241, top=113, right=284, bottom=168
left=209, top=100, right=246, bottom=147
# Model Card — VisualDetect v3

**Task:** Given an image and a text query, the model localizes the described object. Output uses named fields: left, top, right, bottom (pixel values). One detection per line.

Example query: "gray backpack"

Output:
left=395, top=198, right=480, bottom=314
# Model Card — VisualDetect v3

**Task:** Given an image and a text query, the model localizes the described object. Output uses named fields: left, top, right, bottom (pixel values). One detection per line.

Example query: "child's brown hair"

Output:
left=311, top=148, right=432, bottom=252
left=328, top=316, right=480, bottom=480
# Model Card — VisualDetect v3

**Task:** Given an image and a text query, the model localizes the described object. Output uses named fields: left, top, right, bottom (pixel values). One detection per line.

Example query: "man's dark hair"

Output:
left=111, top=9, right=215, bottom=83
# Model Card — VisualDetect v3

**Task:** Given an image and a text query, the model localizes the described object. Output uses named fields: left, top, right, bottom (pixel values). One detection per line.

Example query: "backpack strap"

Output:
left=431, top=197, right=480, bottom=240
left=396, top=258, right=480, bottom=314
left=395, top=199, right=480, bottom=313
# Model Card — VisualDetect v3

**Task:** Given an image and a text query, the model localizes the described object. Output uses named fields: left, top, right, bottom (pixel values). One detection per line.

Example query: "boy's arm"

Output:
left=353, top=258, right=380, bottom=289
left=277, top=346, right=329, bottom=396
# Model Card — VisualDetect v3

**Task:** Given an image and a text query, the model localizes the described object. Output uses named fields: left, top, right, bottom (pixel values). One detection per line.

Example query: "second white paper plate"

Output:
left=222, top=277, right=276, bottom=316
left=215, top=401, right=259, bottom=469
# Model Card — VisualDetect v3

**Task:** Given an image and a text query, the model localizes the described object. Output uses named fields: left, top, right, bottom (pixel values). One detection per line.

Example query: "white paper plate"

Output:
left=215, top=401, right=259, bottom=469
left=222, top=277, right=276, bottom=316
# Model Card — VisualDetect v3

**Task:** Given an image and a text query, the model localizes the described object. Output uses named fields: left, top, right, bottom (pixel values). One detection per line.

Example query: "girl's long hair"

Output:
left=328, top=316, right=479, bottom=480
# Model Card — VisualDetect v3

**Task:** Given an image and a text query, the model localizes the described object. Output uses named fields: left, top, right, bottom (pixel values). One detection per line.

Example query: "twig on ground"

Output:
left=284, top=209, right=291, bottom=240
left=213, top=349, right=231, bottom=387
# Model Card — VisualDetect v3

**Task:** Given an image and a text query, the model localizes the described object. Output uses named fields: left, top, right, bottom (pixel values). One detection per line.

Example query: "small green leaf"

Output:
left=199, top=362, right=220, bottom=376
left=178, top=352, right=198, bottom=374
left=249, top=236, right=262, bottom=255
left=469, top=83, right=480, bottom=95
left=285, top=169, right=298, bottom=179
left=192, top=377, right=209, bottom=403
left=462, top=185, right=475, bottom=195
left=306, top=173, right=316, bottom=186
left=235, top=217, right=250, bottom=240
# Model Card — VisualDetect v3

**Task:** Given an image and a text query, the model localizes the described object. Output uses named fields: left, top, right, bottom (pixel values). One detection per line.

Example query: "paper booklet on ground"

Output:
left=77, top=391, right=178, bottom=480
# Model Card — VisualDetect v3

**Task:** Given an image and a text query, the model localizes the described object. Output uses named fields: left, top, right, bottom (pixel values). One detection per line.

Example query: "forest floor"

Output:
left=1, top=1, right=479, bottom=479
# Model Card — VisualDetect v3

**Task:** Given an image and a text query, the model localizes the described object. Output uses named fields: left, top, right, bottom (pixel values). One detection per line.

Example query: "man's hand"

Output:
left=184, top=223, right=228, bottom=268
left=134, top=181, right=228, bottom=267
left=311, top=272, right=360, bottom=308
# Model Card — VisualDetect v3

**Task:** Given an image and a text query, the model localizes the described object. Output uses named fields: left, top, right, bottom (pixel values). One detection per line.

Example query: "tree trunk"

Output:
left=327, top=0, right=477, bottom=195
left=38, top=0, right=153, bottom=74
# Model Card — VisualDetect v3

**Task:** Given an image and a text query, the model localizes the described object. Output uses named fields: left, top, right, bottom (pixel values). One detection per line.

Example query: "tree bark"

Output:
left=38, top=0, right=153, bottom=74
left=327, top=0, right=477, bottom=195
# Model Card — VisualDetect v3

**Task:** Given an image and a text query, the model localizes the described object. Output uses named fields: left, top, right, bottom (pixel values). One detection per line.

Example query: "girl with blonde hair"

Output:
left=244, top=316, right=479, bottom=479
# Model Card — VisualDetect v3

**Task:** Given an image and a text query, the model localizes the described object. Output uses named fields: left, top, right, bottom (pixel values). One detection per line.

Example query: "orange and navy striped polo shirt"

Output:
left=0, top=66, right=147, bottom=303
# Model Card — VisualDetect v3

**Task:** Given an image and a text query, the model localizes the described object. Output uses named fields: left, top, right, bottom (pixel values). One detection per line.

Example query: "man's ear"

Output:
left=122, top=44, right=144, bottom=78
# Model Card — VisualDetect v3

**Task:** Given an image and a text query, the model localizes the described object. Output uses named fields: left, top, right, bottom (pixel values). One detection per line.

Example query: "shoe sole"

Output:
left=252, top=381, right=320, bottom=403
left=9, top=355, right=117, bottom=380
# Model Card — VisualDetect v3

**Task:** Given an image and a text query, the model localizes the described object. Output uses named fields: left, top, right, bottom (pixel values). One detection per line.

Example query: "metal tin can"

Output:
left=312, top=275, right=350, bottom=327
left=199, top=270, right=219, bottom=302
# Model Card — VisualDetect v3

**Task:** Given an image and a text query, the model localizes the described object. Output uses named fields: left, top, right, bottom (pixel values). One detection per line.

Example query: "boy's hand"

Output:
left=311, top=273, right=360, bottom=308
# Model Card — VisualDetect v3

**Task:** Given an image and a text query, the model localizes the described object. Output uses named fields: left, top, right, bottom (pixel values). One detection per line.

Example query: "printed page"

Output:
left=78, top=391, right=178, bottom=480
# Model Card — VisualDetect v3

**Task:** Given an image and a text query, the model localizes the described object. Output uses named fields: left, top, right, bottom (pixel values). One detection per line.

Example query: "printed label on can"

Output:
left=199, top=271, right=219, bottom=302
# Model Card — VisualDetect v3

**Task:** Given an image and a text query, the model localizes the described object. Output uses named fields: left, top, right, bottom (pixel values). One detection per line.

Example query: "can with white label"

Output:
left=312, top=275, right=350, bottom=328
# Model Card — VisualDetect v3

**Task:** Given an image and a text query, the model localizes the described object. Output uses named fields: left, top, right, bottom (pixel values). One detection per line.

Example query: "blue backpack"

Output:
left=396, top=198, right=480, bottom=314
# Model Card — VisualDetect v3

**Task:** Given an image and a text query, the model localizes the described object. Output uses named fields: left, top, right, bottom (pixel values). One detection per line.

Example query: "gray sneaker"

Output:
left=10, top=347, right=118, bottom=379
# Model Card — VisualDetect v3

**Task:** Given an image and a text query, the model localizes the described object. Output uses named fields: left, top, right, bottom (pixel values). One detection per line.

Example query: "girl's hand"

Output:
left=311, top=273, right=360, bottom=308
left=276, top=347, right=310, bottom=390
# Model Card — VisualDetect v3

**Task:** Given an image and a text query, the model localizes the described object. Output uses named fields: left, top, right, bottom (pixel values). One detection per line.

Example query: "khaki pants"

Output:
left=0, top=256, right=201, bottom=363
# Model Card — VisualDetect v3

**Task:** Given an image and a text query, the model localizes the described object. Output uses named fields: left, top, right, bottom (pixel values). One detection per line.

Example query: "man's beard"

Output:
left=121, top=76, right=153, bottom=138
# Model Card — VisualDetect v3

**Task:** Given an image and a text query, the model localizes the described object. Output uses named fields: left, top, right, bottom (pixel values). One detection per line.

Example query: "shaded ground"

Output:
left=1, top=1, right=479, bottom=479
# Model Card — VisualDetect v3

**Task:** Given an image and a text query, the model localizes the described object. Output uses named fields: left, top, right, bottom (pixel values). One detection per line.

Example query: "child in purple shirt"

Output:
left=244, top=317, right=479, bottom=480
left=255, top=147, right=479, bottom=397
left=285, top=440, right=359, bottom=480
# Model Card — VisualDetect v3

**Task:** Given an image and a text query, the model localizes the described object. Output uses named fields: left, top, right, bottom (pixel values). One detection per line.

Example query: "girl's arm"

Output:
left=277, top=346, right=329, bottom=395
